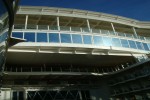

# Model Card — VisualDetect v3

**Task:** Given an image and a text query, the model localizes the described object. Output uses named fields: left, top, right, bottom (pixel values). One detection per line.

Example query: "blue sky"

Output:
left=20, top=0, right=150, bottom=21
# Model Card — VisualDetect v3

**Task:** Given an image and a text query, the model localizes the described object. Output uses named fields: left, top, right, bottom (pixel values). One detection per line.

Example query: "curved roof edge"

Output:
left=18, top=6, right=150, bottom=29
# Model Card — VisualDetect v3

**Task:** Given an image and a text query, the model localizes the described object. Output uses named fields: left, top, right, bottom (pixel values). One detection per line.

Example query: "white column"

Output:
left=132, top=27, right=138, bottom=38
left=57, top=16, right=60, bottom=31
left=24, top=90, right=28, bottom=100
left=78, top=91, right=83, bottom=100
left=86, top=19, right=91, bottom=31
left=25, top=15, right=28, bottom=29
left=111, top=23, right=116, bottom=32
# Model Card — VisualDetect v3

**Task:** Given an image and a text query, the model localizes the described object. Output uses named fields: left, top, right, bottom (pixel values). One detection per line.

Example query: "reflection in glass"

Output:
left=49, top=33, right=59, bottom=43
left=72, top=34, right=82, bottom=44
left=83, top=35, right=92, bottom=44
left=0, top=32, right=7, bottom=43
left=24, top=32, right=35, bottom=42
left=128, top=40, right=137, bottom=49
left=112, top=38, right=121, bottom=47
left=93, top=36, right=103, bottom=46
left=148, top=43, right=150, bottom=50
left=136, top=42, right=143, bottom=50
left=37, top=33, right=47, bottom=42
left=143, top=43, right=149, bottom=51
left=103, top=37, right=112, bottom=46
left=61, top=34, right=71, bottom=43
left=0, top=0, right=7, bottom=17
left=0, top=0, right=9, bottom=73
left=12, top=32, right=23, bottom=38
left=120, top=39, right=129, bottom=48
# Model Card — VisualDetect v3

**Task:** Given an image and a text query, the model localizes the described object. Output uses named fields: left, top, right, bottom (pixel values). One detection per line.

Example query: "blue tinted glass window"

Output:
left=60, top=34, right=71, bottom=43
left=0, top=35, right=2, bottom=43
left=3, top=32, right=7, bottom=40
left=93, top=36, right=103, bottom=46
left=112, top=38, right=121, bottom=47
left=136, top=42, right=143, bottom=50
left=103, top=37, right=112, bottom=46
left=49, top=33, right=59, bottom=43
left=72, top=34, right=82, bottom=44
left=128, top=40, right=137, bottom=49
left=0, top=32, right=7, bottom=43
left=143, top=43, right=149, bottom=51
left=12, top=32, right=23, bottom=38
left=0, top=0, right=7, bottom=16
left=120, top=39, right=129, bottom=48
left=24, top=32, right=35, bottom=42
left=148, top=43, right=150, bottom=49
left=37, top=33, right=47, bottom=42
left=83, top=35, right=92, bottom=44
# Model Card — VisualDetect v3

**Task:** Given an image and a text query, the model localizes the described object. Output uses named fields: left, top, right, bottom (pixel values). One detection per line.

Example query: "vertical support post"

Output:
left=47, top=25, right=49, bottom=30
left=25, top=15, right=28, bottom=29
left=111, top=23, right=115, bottom=32
left=132, top=27, right=138, bottom=38
left=86, top=19, right=91, bottom=32
left=24, top=90, right=28, bottom=100
left=57, top=16, right=60, bottom=31
left=79, top=91, right=83, bottom=100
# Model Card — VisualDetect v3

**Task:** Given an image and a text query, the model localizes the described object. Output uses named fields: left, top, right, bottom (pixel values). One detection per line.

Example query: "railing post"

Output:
left=86, top=19, right=91, bottom=32
left=57, top=16, right=60, bottom=31
left=111, top=23, right=116, bottom=35
left=25, top=15, right=28, bottom=29
left=132, top=27, right=138, bottom=38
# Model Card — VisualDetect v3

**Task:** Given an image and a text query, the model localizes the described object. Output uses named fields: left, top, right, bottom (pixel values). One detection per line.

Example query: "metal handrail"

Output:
left=13, top=24, right=150, bottom=41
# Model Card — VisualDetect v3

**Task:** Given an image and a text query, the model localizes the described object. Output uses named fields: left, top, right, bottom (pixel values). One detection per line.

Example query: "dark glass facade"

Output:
left=0, top=0, right=15, bottom=83
left=0, top=0, right=9, bottom=72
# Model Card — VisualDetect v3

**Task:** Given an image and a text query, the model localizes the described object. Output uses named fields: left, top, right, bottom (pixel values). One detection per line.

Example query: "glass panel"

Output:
left=37, top=33, right=47, bottom=42
left=49, top=33, right=59, bottom=43
left=103, top=37, right=112, bottom=46
left=136, top=42, right=143, bottom=50
left=82, top=27, right=90, bottom=32
left=38, top=25, right=48, bottom=30
left=0, top=32, right=7, bottom=43
left=145, top=37, right=150, bottom=41
left=92, top=29, right=100, bottom=33
left=72, top=34, right=82, bottom=44
left=83, top=35, right=92, bottom=44
left=12, top=32, right=23, bottom=38
left=120, top=39, right=129, bottom=48
left=14, top=24, right=25, bottom=29
left=27, top=25, right=36, bottom=29
left=24, top=32, right=35, bottom=42
left=117, top=32, right=125, bottom=37
left=109, top=31, right=116, bottom=35
left=148, top=43, right=150, bottom=49
left=125, top=34, right=133, bottom=38
left=60, top=34, right=71, bottom=43
left=93, top=36, right=103, bottom=46
left=0, top=35, right=2, bottom=43
left=112, top=38, right=121, bottom=47
left=49, top=26, right=58, bottom=30
left=12, top=92, right=17, bottom=100
left=101, top=30, right=109, bottom=35
left=139, top=36, right=145, bottom=40
left=0, top=0, right=7, bottom=17
left=143, top=43, right=149, bottom=51
left=60, top=26, right=70, bottom=31
left=71, top=27, right=81, bottom=32
left=128, top=40, right=137, bottom=49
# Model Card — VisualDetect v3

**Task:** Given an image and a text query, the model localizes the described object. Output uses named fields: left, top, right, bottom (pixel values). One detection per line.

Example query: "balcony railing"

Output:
left=13, top=24, right=150, bottom=42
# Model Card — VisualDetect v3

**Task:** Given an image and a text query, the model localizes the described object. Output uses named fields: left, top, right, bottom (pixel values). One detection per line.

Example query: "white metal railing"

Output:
left=13, top=24, right=150, bottom=42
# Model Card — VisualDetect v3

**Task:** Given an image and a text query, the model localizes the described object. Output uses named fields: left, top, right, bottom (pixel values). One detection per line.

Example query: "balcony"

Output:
left=13, top=24, right=149, bottom=42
